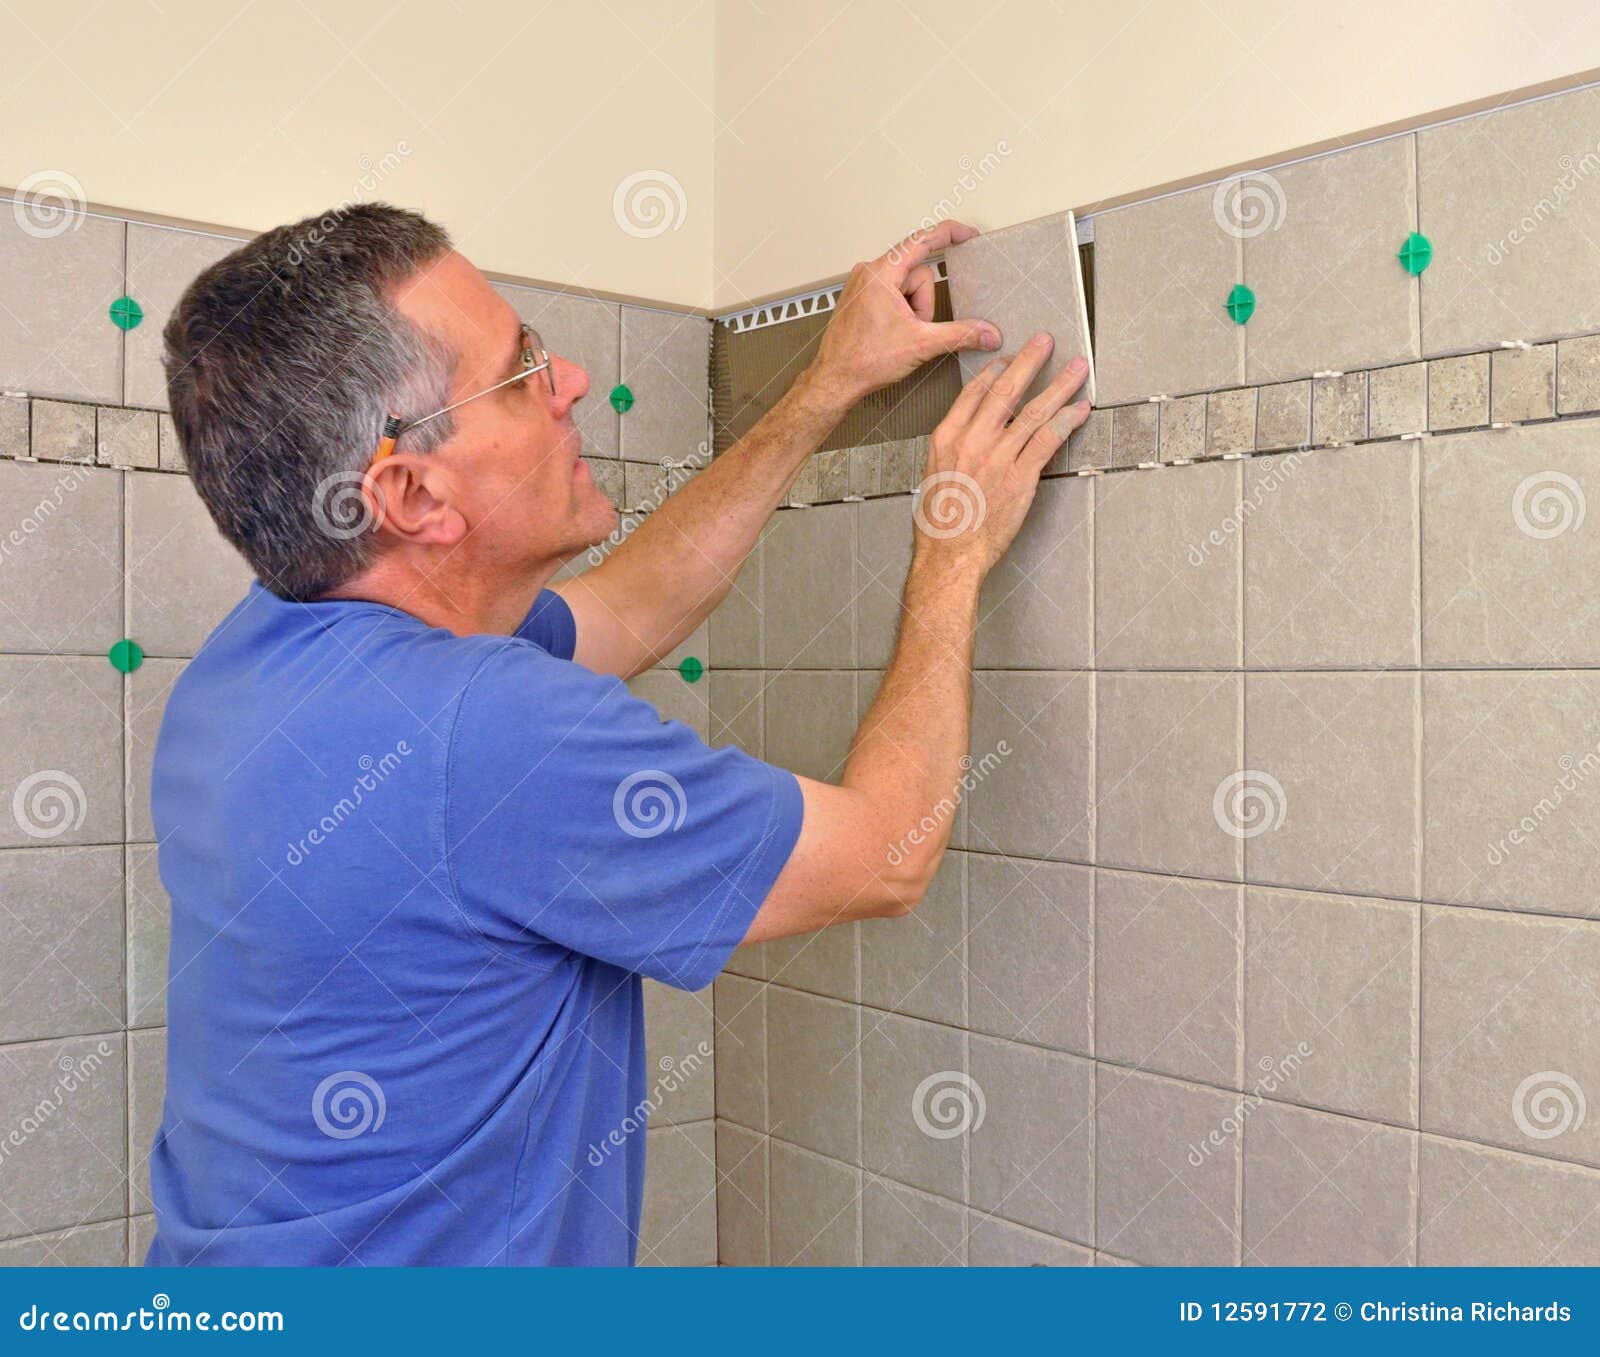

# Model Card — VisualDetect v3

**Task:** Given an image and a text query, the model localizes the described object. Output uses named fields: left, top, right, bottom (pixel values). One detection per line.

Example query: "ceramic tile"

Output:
left=1242, top=139, right=1420, bottom=381
left=707, top=525, right=763, bottom=668
left=975, top=475, right=1092, bottom=669
left=968, top=1036, right=1093, bottom=1243
left=1096, top=672, right=1242, bottom=881
left=30, top=400, right=96, bottom=463
left=1243, top=671, right=1421, bottom=901
left=769, top=1139, right=859, bottom=1265
left=856, top=495, right=913, bottom=670
left=0, top=460, right=122, bottom=653
left=1096, top=1066, right=1238, bottom=1265
left=1556, top=334, right=1600, bottom=414
left=639, top=1122, right=716, bottom=1265
left=127, top=1026, right=164, bottom=1215
left=1062, top=407, right=1113, bottom=473
left=1159, top=394, right=1206, bottom=462
left=157, top=413, right=184, bottom=471
left=0, top=213, right=124, bottom=404
left=708, top=670, right=762, bottom=756
left=1310, top=372, right=1367, bottom=445
left=1108, top=403, right=1158, bottom=467
left=1417, top=86, right=1600, bottom=353
left=620, top=308, right=709, bottom=463
left=126, top=844, right=169, bottom=1029
left=967, top=854, right=1091, bottom=1054
left=1094, top=184, right=1243, bottom=403
left=762, top=503, right=854, bottom=668
left=126, top=659, right=183, bottom=842
left=1423, top=423, right=1600, bottom=665
left=124, top=226, right=244, bottom=410
left=643, top=980, right=714, bottom=1124
left=1206, top=388, right=1257, bottom=457
left=1095, top=458, right=1241, bottom=669
left=1245, top=885, right=1418, bottom=1125
left=945, top=211, right=1095, bottom=404
left=1254, top=381, right=1310, bottom=451
left=0, top=1219, right=125, bottom=1265
left=766, top=988, right=859, bottom=1162
left=0, top=655, right=122, bottom=848
left=715, top=1120, right=768, bottom=1265
left=861, top=1011, right=965, bottom=1200
left=1243, top=1101, right=1415, bottom=1265
left=1421, top=904, right=1600, bottom=1167
left=626, top=668, right=708, bottom=741
left=1368, top=362, right=1428, bottom=437
left=762, top=671, right=854, bottom=784
left=1491, top=344, right=1556, bottom=423
left=1243, top=441, right=1419, bottom=668
left=1427, top=353, right=1488, bottom=430
left=96, top=407, right=157, bottom=469
left=859, top=851, right=965, bottom=1026
left=713, top=975, right=766, bottom=1131
left=862, top=1178, right=965, bottom=1265
left=0, top=394, right=27, bottom=458
left=1096, top=868, right=1240, bottom=1087
left=967, top=1212, right=1092, bottom=1265
left=847, top=444, right=880, bottom=498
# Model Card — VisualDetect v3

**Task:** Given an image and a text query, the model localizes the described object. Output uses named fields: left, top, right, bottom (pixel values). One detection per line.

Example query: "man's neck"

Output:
left=322, top=553, right=555, bottom=638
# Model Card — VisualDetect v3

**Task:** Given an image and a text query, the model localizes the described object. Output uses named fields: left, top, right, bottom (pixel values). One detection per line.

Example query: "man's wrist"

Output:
left=792, top=361, right=863, bottom=423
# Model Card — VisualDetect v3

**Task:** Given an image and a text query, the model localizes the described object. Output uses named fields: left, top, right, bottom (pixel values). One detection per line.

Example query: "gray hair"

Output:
left=164, top=203, right=457, bottom=600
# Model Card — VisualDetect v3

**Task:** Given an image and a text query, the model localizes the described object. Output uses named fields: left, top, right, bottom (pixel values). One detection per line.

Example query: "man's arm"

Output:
left=745, top=336, right=1091, bottom=942
left=555, top=221, right=1000, bottom=680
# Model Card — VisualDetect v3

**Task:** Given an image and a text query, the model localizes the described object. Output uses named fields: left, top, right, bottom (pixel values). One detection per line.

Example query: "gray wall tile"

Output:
left=620, top=308, right=708, bottom=464
left=975, top=476, right=1092, bottom=669
left=643, top=980, right=714, bottom=1124
left=859, top=851, right=964, bottom=1027
left=769, top=1139, right=858, bottom=1265
left=0, top=214, right=124, bottom=404
left=862, top=1177, right=965, bottom=1265
left=639, top=1121, right=716, bottom=1265
left=124, top=227, right=244, bottom=410
left=967, top=1210, right=1092, bottom=1265
left=127, top=1026, right=164, bottom=1215
left=0, top=656, right=121, bottom=848
left=126, top=844, right=168, bottom=1029
left=762, top=504, right=854, bottom=668
left=861, top=1011, right=965, bottom=1200
left=766, top=988, right=859, bottom=1162
left=713, top=976, right=766, bottom=1131
left=715, top=1120, right=768, bottom=1265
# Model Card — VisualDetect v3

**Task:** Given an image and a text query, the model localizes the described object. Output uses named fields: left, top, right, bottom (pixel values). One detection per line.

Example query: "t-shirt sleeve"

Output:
left=513, top=589, right=577, bottom=660
left=445, top=643, right=803, bottom=990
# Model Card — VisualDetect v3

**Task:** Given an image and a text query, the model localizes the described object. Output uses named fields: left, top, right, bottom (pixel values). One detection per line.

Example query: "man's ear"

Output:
left=365, top=454, right=468, bottom=549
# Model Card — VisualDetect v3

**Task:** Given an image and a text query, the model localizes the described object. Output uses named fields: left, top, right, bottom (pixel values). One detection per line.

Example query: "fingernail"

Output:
left=1068, top=355, right=1087, bottom=372
left=1031, top=332, right=1051, bottom=347
left=980, top=326, right=1000, bottom=349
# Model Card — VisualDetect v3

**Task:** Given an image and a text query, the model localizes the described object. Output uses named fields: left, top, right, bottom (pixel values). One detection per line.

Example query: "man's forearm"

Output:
left=578, top=363, right=851, bottom=668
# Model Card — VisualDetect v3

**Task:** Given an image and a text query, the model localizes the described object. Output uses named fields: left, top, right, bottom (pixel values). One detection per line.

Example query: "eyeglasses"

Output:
left=373, top=324, right=555, bottom=460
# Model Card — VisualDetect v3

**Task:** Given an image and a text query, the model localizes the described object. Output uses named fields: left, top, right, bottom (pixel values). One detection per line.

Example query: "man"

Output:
left=145, top=204, right=1090, bottom=1265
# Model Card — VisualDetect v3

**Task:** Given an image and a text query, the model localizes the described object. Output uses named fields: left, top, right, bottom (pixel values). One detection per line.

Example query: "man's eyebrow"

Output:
left=500, top=322, right=526, bottom=380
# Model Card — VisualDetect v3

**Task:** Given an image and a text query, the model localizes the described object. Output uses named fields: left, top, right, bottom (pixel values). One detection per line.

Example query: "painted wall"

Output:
left=713, top=0, right=1600, bottom=307
left=0, top=0, right=714, bottom=306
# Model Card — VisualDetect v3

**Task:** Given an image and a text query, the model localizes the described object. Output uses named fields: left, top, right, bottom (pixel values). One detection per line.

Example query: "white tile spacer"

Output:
left=1167, top=457, right=1193, bottom=466
left=2, top=389, right=28, bottom=399
left=1146, top=393, right=1170, bottom=403
left=1400, top=430, right=1430, bottom=440
left=1221, top=451, right=1250, bottom=460
left=1489, top=421, right=1515, bottom=430
left=1137, top=459, right=1161, bottom=468
left=1498, top=339, right=1532, bottom=350
left=1073, top=467, right=1103, bottom=477
left=1312, top=369, right=1344, bottom=379
left=841, top=493, right=864, bottom=503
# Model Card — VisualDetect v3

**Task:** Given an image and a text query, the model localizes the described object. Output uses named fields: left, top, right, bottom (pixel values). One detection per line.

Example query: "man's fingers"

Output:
left=903, top=264, right=937, bottom=322
left=881, top=219, right=978, bottom=282
left=1020, top=399, right=1091, bottom=475
left=1002, top=354, right=1091, bottom=451
left=943, top=354, right=1012, bottom=430
left=918, top=317, right=1001, bottom=358
left=975, top=333, right=1054, bottom=429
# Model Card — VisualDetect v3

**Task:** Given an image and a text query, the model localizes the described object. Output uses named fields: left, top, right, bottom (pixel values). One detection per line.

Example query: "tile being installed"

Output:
left=1423, top=422, right=1600, bottom=665
left=1424, top=670, right=1600, bottom=917
left=1095, top=868, right=1240, bottom=1088
left=1243, top=441, right=1419, bottom=668
left=975, top=475, right=1092, bottom=669
left=124, top=226, right=245, bottom=410
left=0, top=656, right=122, bottom=848
left=1243, top=1102, right=1415, bottom=1265
left=1097, top=672, right=1242, bottom=882
left=861, top=1011, right=965, bottom=1200
left=968, top=1036, right=1093, bottom=1243
left=1421, top=905, right=1600, bottom=1169
left=1241, top=138, right=1420, bottom=381
left=621, top=307, right=709, bottom=464
left=1419, top=1136, right=1600, bottom=1265
left=1417, top=85, right=1600, bottom=354
left=0, top=212, right=124, bottom=404
left=944, top=211, right=1096, bottom=404
left=1108, top=403, right=1158, bottom=468
left=1094, top=458, right=1242, bottom=669
left=1096, top=1066, right=1239, bottom=1265
left=1245, top=885, right=1417, bottom=1125
left=1244, top=672, right=1420, bottom=900
left=1093, top=183, right=1243, bottom=403
left=967, top=855, right=1091, bottom=1054
left=495, top=283, right=620, bottom=460
left=0, top=460, right=122, bottom=653
left=967, top=672, right=1093, bottom=862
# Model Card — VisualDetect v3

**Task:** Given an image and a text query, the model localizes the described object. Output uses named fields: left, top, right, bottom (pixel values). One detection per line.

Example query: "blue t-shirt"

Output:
left=143, top=583, right=801, bottom=1266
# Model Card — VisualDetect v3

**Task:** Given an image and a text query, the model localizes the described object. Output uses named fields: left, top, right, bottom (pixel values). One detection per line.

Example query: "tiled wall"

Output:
left=0, top=202, right=716, bottom=1265
left=709, top=83, right=1600, bottom=1267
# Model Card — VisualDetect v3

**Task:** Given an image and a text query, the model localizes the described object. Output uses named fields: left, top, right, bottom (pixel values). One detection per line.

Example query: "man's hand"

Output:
left=805, top=220, right=1001, bottom=410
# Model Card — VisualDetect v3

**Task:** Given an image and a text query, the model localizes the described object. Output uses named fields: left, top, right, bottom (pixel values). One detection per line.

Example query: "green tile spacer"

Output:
left=109, top=296, right=144, bottom=331
left=108, top=638, right=143, bottom=673
left=677, top=655, right=704, bottom=683
left=1398, top=231, right=1432, bottom=275
left=609, top=383, right=634, bottom=413
left=1224, top=284, right=1255, bottom=325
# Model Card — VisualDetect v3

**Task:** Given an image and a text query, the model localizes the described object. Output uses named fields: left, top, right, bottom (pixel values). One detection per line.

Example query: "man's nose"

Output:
left=552, top=353, right=589, bottom=413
